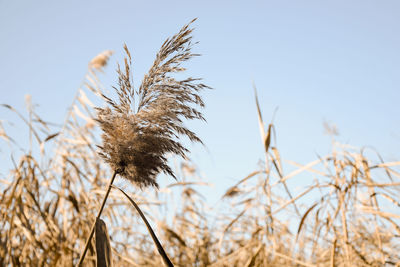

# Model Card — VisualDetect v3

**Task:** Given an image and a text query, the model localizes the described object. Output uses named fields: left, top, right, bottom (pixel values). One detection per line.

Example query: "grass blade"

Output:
left=95, top=218, right=113, bottom=267
left=112, top=185, right=174, bottom=267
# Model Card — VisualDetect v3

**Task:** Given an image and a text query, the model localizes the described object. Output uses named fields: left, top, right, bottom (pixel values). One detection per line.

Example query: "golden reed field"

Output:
left=1, top=20, right=399, bottom=267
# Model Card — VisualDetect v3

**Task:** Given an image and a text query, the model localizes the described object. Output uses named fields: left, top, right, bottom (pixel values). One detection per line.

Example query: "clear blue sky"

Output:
left=1, top=1, right=399, bottom=201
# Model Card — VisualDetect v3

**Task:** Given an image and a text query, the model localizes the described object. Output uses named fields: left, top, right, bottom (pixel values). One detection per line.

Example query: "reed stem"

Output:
left=77, top=171, right=118, bottom=266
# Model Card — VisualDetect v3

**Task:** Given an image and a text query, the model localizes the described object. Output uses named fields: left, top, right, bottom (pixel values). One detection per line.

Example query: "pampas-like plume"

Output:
left=96, top=18, right=210, bottom=188
left=79, top=20, right=208, bottom=265
left=89, top=50, right=114, bottom=71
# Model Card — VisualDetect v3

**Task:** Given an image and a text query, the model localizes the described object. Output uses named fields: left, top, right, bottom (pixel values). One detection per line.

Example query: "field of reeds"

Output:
left=1, top=20, right=399, bottom=267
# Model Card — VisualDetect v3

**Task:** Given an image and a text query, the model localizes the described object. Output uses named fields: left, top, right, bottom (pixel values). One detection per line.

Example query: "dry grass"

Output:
left=97, top=19, right=209, bottom=188
left=1, top=20, right=399, bottom=267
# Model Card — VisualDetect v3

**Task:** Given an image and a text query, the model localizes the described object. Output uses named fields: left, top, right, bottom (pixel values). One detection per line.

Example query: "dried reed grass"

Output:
left=97, top=18, right=209, bottom=188
left=1, top=20, right=399, bottom=267
left=79, top=19, right=209, bottom=266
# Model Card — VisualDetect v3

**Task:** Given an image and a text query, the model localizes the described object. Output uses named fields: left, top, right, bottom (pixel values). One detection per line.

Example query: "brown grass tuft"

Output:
left=96, top=18, right=210, bottom=188
left=1, top=19, right=399, bottom=267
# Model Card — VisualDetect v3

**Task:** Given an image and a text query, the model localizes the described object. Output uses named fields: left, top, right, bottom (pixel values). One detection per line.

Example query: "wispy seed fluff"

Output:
left=96, top=19, right=210, bottom=188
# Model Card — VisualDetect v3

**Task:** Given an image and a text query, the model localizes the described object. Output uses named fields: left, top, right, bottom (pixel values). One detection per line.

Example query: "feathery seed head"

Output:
left=96, top=19, right=210, bottom=188
left=89, top=50, right=114, bottom=71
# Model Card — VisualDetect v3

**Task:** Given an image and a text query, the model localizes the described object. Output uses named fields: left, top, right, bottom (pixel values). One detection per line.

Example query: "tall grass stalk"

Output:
left=78, top=18, right=209, bottom=265
left=1, top=20, right=399, bottom=267
left=77, top=171, right=117, bottom=266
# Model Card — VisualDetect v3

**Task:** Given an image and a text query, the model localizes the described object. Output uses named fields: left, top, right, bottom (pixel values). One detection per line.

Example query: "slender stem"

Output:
left=77, top=171, right=118, bottom=266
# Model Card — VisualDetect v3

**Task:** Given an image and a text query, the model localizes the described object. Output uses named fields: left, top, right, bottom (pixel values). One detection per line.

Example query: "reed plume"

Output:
left=96, top=18, right=209, bottom=188
left=79, top=18, right=209, bottom=265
